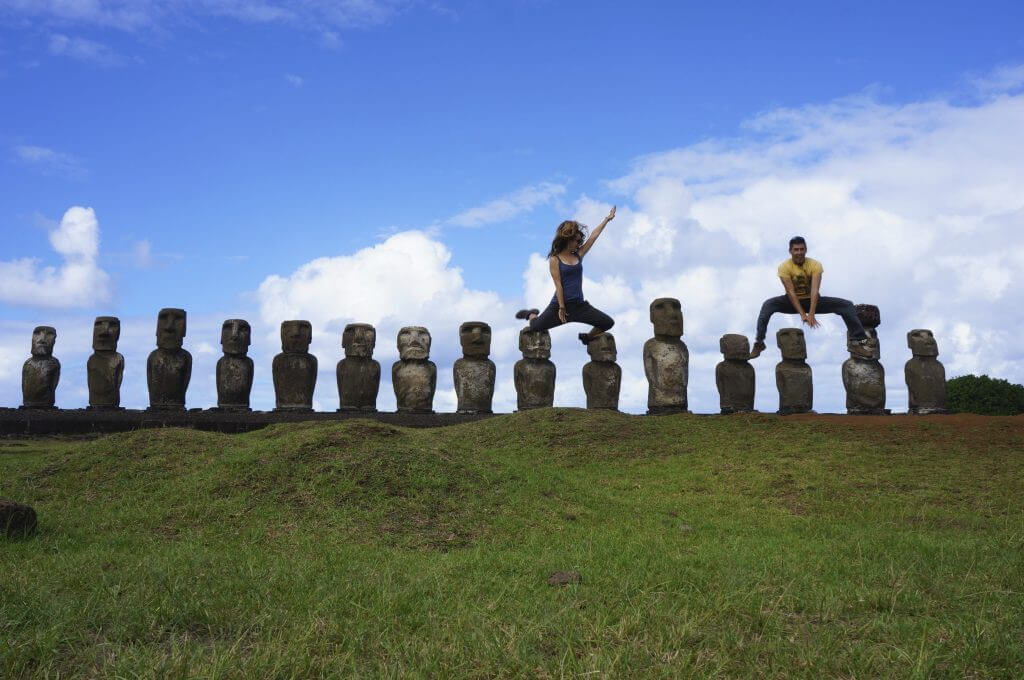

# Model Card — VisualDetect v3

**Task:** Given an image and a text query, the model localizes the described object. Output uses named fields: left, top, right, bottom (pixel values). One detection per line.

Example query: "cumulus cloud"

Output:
left=447, top=182, right=567, bottom=227
left=0, top=206, right=113, bottom=308
left=14, top=144, right=86, bottom=178
left=48, top=33, right=121, bottom=65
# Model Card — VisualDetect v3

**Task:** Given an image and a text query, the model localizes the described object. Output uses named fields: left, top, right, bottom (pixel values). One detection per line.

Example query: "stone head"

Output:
left=587, top=333, right=617, bottom=362
left=720, top=333, right=750, bottom=361
left=907, top=329, right=939, bottom=357
left=849, top=329, right=881, bottom=360
left=31, top=326, right=56, bottom=357
left=280, top=320, right=312, bottom=353
left=92, top=316, right=120, bottom=352
left=397, top=326, right=431, bottom=360
left=459, top=321, right=492, bottom=358
left=650, top=297, right=683, bottom=337
left=519, top=328, right=551, bottom=360
left=855, top=304, right=881, bottom=330
left=221, top=319, right=251, bottom=356
left=776, top=328, right=807, bottom=360
left=155, top=308, right=186, bottom=349
left=342, top=323, right=376, bottom=358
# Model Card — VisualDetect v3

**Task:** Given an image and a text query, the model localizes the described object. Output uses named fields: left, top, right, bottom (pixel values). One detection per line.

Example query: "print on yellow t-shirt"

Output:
left=777, top=257, right=823, bottom=299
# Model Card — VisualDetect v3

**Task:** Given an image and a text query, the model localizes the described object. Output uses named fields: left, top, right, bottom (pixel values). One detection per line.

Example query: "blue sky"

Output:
left=2, top=0, right=1023, bottom=413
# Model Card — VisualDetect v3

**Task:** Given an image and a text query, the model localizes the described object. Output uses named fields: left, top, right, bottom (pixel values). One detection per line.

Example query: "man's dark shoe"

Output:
left=579, top=332, right=592, bottom=345
left=749, top=340, right=766, bottom=359
left=515, top=308, right=539, bottom=320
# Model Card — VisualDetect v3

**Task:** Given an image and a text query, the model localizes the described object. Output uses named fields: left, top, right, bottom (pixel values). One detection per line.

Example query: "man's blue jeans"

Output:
left=755, top=296, right=867, bottom=343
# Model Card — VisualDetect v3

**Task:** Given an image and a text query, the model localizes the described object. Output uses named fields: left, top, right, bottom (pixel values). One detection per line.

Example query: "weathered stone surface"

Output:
left=855, top=304, right=881, bottom=330
left=547, top=570, right=581, bottom=586
left=21, top=326, right=59, bottom=409
left=393, top=326, right=436, bottom=413
left=87, top=316, right=124, bottom=410
left=337, top=323, right=380, bottom=412
left=148, top=308, right=191, bottom=411
left=273, top=320, right=317, bottom=412
left=454, top=321, right=495, bottom=414
left=216, top=319, right=254, bottom=411
left=582, top=333, right=620, bottom=410
left=775, top=328, right=812, bottom=415
left=515, top=328, right=555, bottom=410
left=905, top=329, right=947, bottom=414
left=716, top=333, right=755, bottom=414
left=843, top=329, right=887, bottom=414
left=644, top=298, right=688, bottom=414
left=1, top=499, right=38, bottom=538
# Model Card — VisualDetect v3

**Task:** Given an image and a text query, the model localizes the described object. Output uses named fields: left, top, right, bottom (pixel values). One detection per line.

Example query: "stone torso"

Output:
left=273, top=353, right=317, bottom=410
left=776, top=360, right=813, bottom=414
left=217, top=355, right=254, bottom=410
left=22, top=357, right=60, bottom=408
left=643, top=337, right=689, bottom=411
left=905, top=357, right=946, bottom=414
left=147, top=348, right=191, bottom=410
left=716, top=360, right=755, bottom=414
left=393, top=360, right=436, bottom=412
left=337, top=358, right=381, bottom=411
left=87, top=351, right=124, bottom=408
left=514, top=358, right=555, bottom=410
left=453, top=358, right=496, bottom=414
left=843, top=357, right=886, bottom=413
left=583, top=361, right=621, bottom=410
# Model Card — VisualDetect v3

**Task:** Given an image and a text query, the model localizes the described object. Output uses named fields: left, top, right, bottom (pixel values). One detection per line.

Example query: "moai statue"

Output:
left=216, top=319, right=254, bottom=411
left=453, top=321, right=495, bottom=414
left=643, top=297, right=688, bottom=414
left=775, top=328, right=813, bottom=415
left=87, top=316, right=124, bottom=410
left=393, top=326, right=436, bottom=413
left=582, top=333, right=621, bottom=410
left=337, top=323, right=380, bottom=412
left=905, top=329, right=947, bottom=414
left=21, top=326, right=59, bottom=409
left=514, top=328, right=555, bottom=410
left=147, top=308, right=191, bottom=411
left=716, top=333, right=755, bottom=414
left=273, top=320, right=317, bottom=412
left=843, top=304, right=887, bottom=414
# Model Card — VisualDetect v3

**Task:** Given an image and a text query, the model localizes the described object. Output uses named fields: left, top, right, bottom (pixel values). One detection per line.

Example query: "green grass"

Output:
left=2, top=410, right=1023, bottom=678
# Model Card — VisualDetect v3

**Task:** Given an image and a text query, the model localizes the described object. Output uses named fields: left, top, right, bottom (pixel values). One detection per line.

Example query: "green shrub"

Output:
left=946, top=374, right=1024, bottom=415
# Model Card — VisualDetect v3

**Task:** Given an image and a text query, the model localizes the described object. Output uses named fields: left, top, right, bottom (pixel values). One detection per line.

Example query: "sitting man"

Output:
left=750, top=236, right=871, bottom=359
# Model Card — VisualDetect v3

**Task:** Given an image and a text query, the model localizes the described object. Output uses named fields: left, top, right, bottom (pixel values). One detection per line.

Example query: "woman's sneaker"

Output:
left=515, top=308, right=539, bottom=320
left=578, top=332, right=592, bottom=345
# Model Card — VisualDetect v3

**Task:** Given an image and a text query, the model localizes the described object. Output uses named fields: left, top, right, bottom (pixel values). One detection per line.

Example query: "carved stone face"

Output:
left=281, top=320, right=312, bottom=353
left=221, top=319, right=251, bottom=356
left=519, top=328, right=551, bottom=359
left=587, top=333, right=617, bottom=362
left=343, top=323, right=376, bottom=358
left=397, top=326, right=431, bottom=360
left=720, top=333, right=750, bottom=360
left=31, top=326, right=56, bottom=357
left=156, top=308, right=187, bottom=349
left=777, top=328, right=807, bottom=360
left=849, top=329, right=881, bottom=360
left=650, top=297, right=683, bottom=337
left=907, top=329, right=938, bottom=357
left=92, top=316, right=120, bottom=352
left=459, top=321, right=492, bottom=358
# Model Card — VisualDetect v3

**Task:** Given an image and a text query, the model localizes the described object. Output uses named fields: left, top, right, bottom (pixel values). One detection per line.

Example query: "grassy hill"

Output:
left=2, top=410, right=1023, bottom=678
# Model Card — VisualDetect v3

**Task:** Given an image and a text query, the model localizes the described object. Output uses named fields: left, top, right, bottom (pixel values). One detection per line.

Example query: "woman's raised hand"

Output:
left=606, top=206, right=616, bottom=222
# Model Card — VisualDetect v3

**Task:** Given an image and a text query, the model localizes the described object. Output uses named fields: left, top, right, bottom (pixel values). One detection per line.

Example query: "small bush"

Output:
left=947, top=374, right=1024, bottom=415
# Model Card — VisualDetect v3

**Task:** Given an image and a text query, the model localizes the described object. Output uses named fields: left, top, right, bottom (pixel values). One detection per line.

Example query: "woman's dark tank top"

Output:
left=552, top=256, right=584, bottom=303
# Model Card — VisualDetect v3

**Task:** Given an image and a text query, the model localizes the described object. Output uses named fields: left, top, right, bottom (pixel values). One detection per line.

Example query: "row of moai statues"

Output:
left=17, top=300, right=947, bottom=415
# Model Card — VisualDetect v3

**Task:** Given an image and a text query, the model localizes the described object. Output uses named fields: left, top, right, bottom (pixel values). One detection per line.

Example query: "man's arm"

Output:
left=806, top=273, right=822, bottom=328
left=781, top=276, right=807, bottom=319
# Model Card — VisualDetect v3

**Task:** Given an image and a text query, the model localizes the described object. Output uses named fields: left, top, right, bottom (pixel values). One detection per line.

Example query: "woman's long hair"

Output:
left=547, top=220, right=588, bottom=257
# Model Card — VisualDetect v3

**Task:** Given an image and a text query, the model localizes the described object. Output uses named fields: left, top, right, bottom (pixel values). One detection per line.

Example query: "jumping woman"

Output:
left=516, top=206, right=617, bottom=345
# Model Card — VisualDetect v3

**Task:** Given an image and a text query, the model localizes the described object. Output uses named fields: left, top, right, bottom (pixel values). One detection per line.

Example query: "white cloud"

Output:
left=132, top=239, right=153, bottom=268
left=0, top=206, right=113, bottom=309
left=48, top=33, right=121, bottom=65
left=284, top=73, right=303, bottom=88
left=13, top=144, right=86, bottom=178
left=447, top=182, right=567, bottom=228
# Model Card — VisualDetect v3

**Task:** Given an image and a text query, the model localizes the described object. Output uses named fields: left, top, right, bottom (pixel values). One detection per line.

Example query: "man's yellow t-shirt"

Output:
left=777, top=257, right=823, bottom=299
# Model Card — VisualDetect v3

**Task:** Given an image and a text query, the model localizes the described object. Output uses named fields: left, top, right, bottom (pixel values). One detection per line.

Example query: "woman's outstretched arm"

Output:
left=549, top=256, right=568, bottom=323
left=577, top=206, right=616, bottom=258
